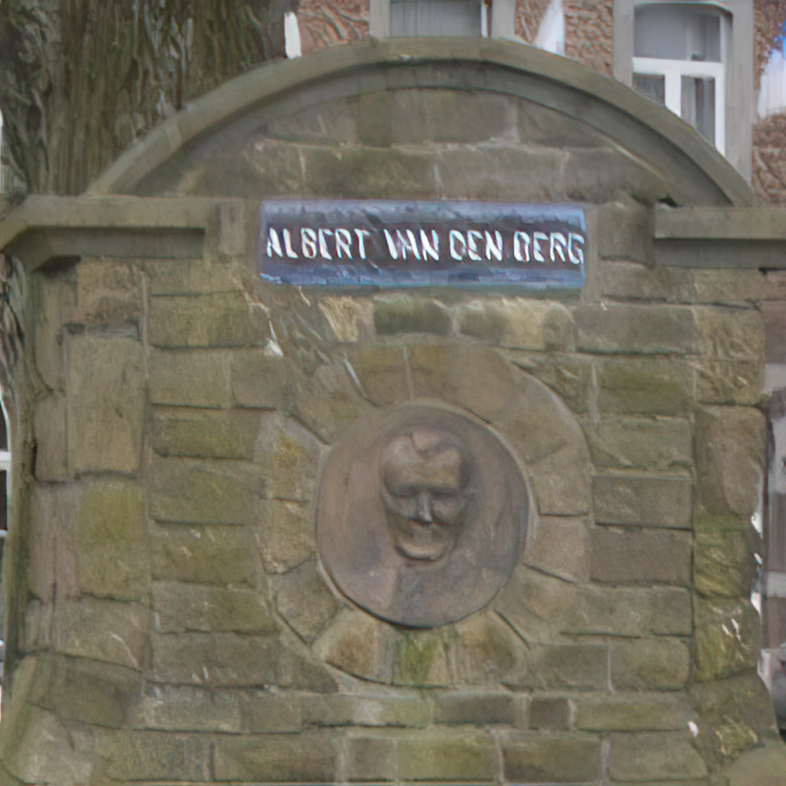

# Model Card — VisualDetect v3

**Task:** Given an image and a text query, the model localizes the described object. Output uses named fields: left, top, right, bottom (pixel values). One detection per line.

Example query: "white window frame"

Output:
left=632, top=56, right=726, bottom=154
left=370, top=0, right=516, bottom=42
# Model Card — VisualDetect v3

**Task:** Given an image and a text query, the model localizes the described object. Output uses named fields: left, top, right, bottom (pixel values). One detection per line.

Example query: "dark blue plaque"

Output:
left=258, top=200, right=586, bottom=289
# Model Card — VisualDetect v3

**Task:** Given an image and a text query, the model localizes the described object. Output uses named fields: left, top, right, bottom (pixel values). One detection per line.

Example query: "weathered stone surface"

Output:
left=152, top=407, right=261, bottom=459
left=151, top=582, right=276, bottom=634
left=33, top=270, right=75, bottom=392
left=66, top=335, right=144, bottom=473
left=150, top=456, right=265, bottom=525
left=611, top=638, right=691, bottom=691
left=584, top=417, right=693, bottom=472
left=345, top=734, right=396, bottom=782
left=76, top=481, right=149, bottom=601
left=314, top=610, right=397, bottom=684
left=593, top=473, right=693, bottom=528
left=254, top=413, right=322, bottom=501
left=594, top=203, right=652, bottom=263
left=392, top=629, right=450, bottom=687
left=128, top=685, right=242, bottom=732
left=149, top=292, right=271, bottom=347
left=695, top=359, right=764, bottom=406
left=762, top=300, right=786, bottom=364
left=347, top=344, right=409, bottom=406
left=230, top=349, right=287, bottom=409
left=566, top=148, right=669, bottom=203
left=516, top=644, right=608, bottom=692
left=597, top=358, right=691, bottom=415
left=151, top=522, right=258, bottom=586
left=374, top=296, right=450, bottom=335
left=609, top=733, right=708, bottom=782
left=695, top=407, right=765, bottom=517
left=694, top=529, right=757, bottom=598
left=0, top=707, right=93, bottom=786
left=213, top=732, right=338, bottom=782
left=728, top=743, right=786, bottom=786
left=434, top=692, right=517, bottom=726
left=694, top=598, right=762, bottom=681
left=318, top=296, right=373, bottom=342
left=575, top=694, right=690, bottom=732
left=149, top=348, right=231, bottom=409
left=33, top=395, right=68, bottom=481
left=397, top=731, right=497, bottom=781
left=590, top=527, right=692, bottom=586
left=302, top=694, right=431, bottom=728
left=565, top=586, right=693, bottom=637
left=509, top=352, right=592, bottom=414
left=695, top=307, right=764, bottom=360
left=145, top=257, right=240, bottom=295
left=528, top=442, right=593, bottom=515
left=459, top=299, right=575, bottom=351
left=574, top=305, right=696, bottom=354
left=529, top=697, right=570, bottom=730
left=97, top=730, right=211, bottom=781
left=271, top=560, right=338, bottom=641
left=240, top=692, right=302, bottom=733
left=526, top=516, right=590, bottom=583
left=259, top=500, right=315, bottom=573
left=74, top=258, right=141, bottom=326
left=501, top=732, right=601, bottom=783
left=151, top=632, right=279, bottom=686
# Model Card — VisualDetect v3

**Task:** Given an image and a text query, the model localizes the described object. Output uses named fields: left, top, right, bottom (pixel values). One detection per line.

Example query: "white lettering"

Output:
left=383, top=229, right=400, bottom=260
left=355, top=229, right=371, bottom=260
left=513, top=231, right=531, bottom=263
left=399, top=229, right=422, bottom=261
left=485, top=230, right=503, bottom=262
left=533, top=232, right=548, bottom=263
left=301, top=228, right=317, bottom=259
left=420, top=230, right=440, bottom=262
left=335, top=228, right=353, bottom=260
left=449, top=230, right=466, bottom=261
left=283, top=229, right=298, bottom=259
left=318, top=229, right=333, bottom=259
left=568, top=233, right=585, bottom=266
left=550, top=232, right=567, bottom=263
left=267, top=228, right=284, bottom=258
left=467, top=230, right=483, bottom=262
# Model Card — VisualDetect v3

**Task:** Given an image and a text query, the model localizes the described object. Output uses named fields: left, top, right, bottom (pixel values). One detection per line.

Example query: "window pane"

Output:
left=633, top=73, right=666, bottom=105
left=391, top=0, right=482, bottom=37
left=681, top=75, right=715, bottom=145
left=634, top=4, right=721, bottom=62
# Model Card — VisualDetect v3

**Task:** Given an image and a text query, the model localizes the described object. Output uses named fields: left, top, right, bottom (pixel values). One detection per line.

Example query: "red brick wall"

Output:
left=515, top=0, right=552, bottom=43
left=296, top=0, right=369, bottom=55
left=564, top=0, right=613, bottom=78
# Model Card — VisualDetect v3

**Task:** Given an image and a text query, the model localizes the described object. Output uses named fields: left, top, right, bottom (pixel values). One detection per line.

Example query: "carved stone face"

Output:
left=379, top=428, right=470, bottom=562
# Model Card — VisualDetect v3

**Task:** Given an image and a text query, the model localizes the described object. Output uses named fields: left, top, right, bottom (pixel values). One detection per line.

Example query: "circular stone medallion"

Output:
left=316, top=403, right=530, bottom=628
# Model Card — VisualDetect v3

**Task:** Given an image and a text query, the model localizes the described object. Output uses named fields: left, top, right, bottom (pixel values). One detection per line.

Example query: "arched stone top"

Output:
left=87, top=37, right=753, bottom=207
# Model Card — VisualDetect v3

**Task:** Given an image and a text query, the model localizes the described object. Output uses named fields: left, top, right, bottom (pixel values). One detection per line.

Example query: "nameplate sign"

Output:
left=259, top=200, right=586, bottom=288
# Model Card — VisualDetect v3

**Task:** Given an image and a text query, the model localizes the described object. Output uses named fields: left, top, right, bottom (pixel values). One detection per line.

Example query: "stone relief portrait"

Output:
left=316, top=403, right=531, bottom=628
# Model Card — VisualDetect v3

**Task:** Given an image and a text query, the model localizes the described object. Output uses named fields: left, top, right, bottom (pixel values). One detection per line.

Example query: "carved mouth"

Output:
left=387, top=513, right=458, bottom=562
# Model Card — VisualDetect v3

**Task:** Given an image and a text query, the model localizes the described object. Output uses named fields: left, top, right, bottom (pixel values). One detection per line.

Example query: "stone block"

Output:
left=145, top=257, right=240, bottom=295
left=529, top=697, right=570, bottom=730
left=397, top=731, right=497, bottom=782
left=347, top=344, right=409, bottom=406
left=695, top=407, right=765, bottom=517
left=128, top=684, right=241, bottom=732
left=694, top=597, right=762, bottom=681
left=259, top=499, right=315, bottom=573
left=33, top=270, right=75, bottom=392
left=151, top=632, right=279, bottom=686
left=694, top=529, right=757, bottom=598
left=74, top=258, right=141, bottom=326
left=149, top=349, right=231, bottom=409
left=151, top=522, right=258, bottom=586
left=597, top=358, right=691, bottom=415
left=762, top=300, right=786, bottom=363
left=240, top=692, right=302, bottom=733
left=593, top=473, right=693, bottom=528
left=433, top=692, right=516, bottom=726
left=302, top=694, right=430, bottom=728
left=318, top=297, right=373, bottom=343
left=392, top=629, right=450, bottom=687
left=254, top=413, right=322, bottom=501
left=150, top=456, right=265, bottom=525
left=691, top=268, right=768, bottom=305
left=33, top=395, right=68, bottom=481
left=611, top=638, right=691, bottom=691
left=271, top=560, right=338, bottom=641
left=230, top=349, right=287, bottom=409
left=694, top=359, right=763, bottom=406
left=528, top=443, right=593, bottom=516
left=345, top=734, right=396, bottom=782
left=575, top=305, right=697, bottom=355
left=575, top=694, right=689, bottom=732
left=728, top=743, right=786, bottom=786
left=695, top=307, right=764, bottom=360
left=66, top=335, right=144, bottom=473
left=48, top=598, right=149, bottom=670
left=501, top=732, right=601, bottom=783
left=584, top=417, right=693, bottom=472
left=152, top=406, right=260, bottom=459
left=566, top=586, right=693, bottom=637
left=213, top=733, right=338, bottom=782
left=459, top=299, right=575, bottom=352
left=609, top=732, right=708, bottom=782
left=517, top=643, right=609, bottom=691
left=149, top=293, right=271, bottom=347
left=98, top=730, right=210, bottom=781
left=595, top=203, right=652, bottom=263
left=151, top=582, right=276, bottom=634
left=76, top=481, right=149, bottom=601
left=512, top=352, right=592, bottom=414
left=374, top=296, right=450, bottom=336
left=590, top=527, right=692, bottom=585
left=526, top=516, right=590, bottom=582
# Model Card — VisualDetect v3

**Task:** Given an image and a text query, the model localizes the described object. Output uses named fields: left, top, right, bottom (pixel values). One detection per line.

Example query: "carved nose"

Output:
left=417, top=491, right=432, bottom=522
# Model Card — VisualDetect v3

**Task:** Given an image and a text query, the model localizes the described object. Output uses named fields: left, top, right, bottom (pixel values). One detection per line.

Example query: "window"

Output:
left=370, top=0, right=516, bottom=41
left=613, top=0, right=753, bottom=180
